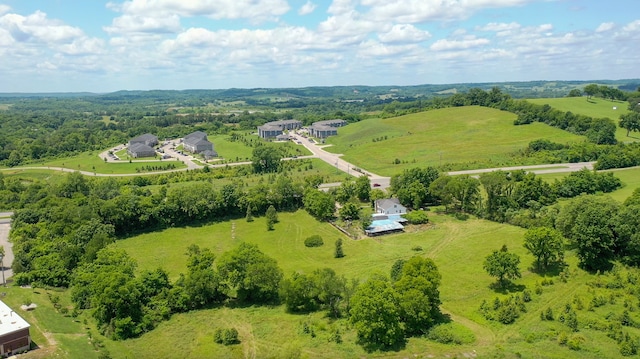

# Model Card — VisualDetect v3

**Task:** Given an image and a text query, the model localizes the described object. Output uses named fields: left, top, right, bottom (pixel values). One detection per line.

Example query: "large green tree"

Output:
left=251, top=145, right=281, bottom=173
left=393, top=256, right=442, bottom=335
left=523, top=227, right=564, bottom=271
left=619, top=112, right=640, bottom=137
left=350, top=274, right=405, bottom=350
left=303, top=188, right=335, bottom=220
left=555, top=194, right=620, bottom=271
left=217, top=243, right=283, bottom=303
left=483, top=245, right=521, bottom=288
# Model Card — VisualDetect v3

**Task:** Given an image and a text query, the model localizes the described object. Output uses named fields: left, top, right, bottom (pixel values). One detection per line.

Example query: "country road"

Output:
left=2, top=138, right=599, bottom=189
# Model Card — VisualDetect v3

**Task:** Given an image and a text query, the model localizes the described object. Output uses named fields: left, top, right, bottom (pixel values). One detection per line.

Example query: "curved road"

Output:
left=3, top=137, right=596, bottom=188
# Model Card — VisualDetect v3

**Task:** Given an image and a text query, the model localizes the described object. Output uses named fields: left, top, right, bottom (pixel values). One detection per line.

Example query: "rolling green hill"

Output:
left=527, top=97, right=635, bottom=143
left=324, top=106, right=584, bottom=176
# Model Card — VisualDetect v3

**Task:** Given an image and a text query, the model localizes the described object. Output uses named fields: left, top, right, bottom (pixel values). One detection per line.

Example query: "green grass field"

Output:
left=98, top=208, right=638, bottom=358
left=324, top=106, right=584, bottom=176
left=527, top=97, right=636, bottom=143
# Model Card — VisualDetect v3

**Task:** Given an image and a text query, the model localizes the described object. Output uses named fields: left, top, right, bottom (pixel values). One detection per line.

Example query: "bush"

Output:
left=427, top=323, right=475, bottom=345
left=402, top=210, right=429, bottom=224
left=304, top=235, right=324, bottom=247
left=567, top=333, right=585, bottom=350
left=214, top=327, right=240, bottom=345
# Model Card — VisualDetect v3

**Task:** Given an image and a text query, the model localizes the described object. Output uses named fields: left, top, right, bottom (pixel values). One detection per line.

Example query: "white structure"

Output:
left=374, top=198, right=407, bottom=215
left=0, top=301, right=30, bottom=357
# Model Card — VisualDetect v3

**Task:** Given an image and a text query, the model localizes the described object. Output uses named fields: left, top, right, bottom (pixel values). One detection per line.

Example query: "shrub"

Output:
left=567, top=334, right=585, bottom=350
left=427, top=323, right=475, bottom=345
left=214, top=328, right=240, bottom=345
left=304, top=235, right=324, bottom=247
left=402, top=210, right=429, bottom=224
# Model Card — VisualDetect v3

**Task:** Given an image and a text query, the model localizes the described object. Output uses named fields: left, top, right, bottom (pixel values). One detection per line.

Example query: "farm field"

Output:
left=324, top=106, right=584, bottom=176
left=527, top=97, right=635, bottom=143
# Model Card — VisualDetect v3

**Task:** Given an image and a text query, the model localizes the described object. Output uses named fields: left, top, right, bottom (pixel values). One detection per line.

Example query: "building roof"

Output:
left=130, top=133, right=158, bottom=143
left=375, top=198, right=403, bottom=211
left=187, top=138, right=212, bottom=147
left=258, top=124, right=282, bottom=131
left=184, top=131, right=208, bottom=142
left=269, top=119, right=301, bottom=126
left=128, top=143, right=155, bottom=154
left=312, top=119, right=346, bottom=127
left=0, top=300, right=30, bottom=337
left=202, top=149, right=218, bottom=158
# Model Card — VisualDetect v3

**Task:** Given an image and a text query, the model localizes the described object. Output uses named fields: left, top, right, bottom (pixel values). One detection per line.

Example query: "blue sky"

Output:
left=0, top=0, right=638, bottom=92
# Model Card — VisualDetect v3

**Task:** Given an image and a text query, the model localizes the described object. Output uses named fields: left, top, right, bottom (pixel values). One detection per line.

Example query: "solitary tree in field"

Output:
left=265, top=205, right=278, bottom=231
left=619, top=112, right=640, bottom=137
left=334, top=238, right=344, bottom=258
left=483, top=245, right=521, bottom=288
left=583, top=84, right=599, bottom=100
left=523, top=227, right=564, bottom=271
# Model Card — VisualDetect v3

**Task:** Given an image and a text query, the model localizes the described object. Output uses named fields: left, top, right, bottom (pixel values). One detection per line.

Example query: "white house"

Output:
left=374, top=198, right=407, bottom=215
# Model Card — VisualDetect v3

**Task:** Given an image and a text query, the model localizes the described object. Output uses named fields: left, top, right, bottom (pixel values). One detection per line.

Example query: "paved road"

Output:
left=0, top=212, right=13, bottom=281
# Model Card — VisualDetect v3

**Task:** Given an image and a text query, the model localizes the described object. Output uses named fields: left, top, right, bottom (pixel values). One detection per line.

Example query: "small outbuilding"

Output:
left=0, top=301, right=31, bottom=357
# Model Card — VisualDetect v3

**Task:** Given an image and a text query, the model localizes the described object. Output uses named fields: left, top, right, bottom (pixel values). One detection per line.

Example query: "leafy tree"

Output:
left=402, top=210, right=429, bottom=224
left=217, top=243, right=283, bottom=303
left=245, top=205, right=254, bottom=222
left=555, top=195, right=620, bottom=271
left=355, top=175, right=371, bottom=202
left=483, top=245, right=521, bottom=288
left=280, top=272, right=319, bottom=312
left=334, top=238, right=345, bottom=258
left=303, top=188, right=335, bottom=220
left=429, top=175, right=480, bottom=213
left=479, top=171, right=516, bottom=222
left=567, top=89, right=582, bottom=97
left=349, top=274, right=405, bottom=350
left=251, top=145, right=281, bottom=173
left=619, top=112, right=640, bottom=137
left=181, top=245, right=224, bottom=308
left=339, top=201, right=360, bottom=221
left=393, top=257, right=442, bottom=335
left=265, top=205, right=278, bottom=230
left=584, top=84, right=599, bottom=99
left=523, top=227, right=565, bottom=271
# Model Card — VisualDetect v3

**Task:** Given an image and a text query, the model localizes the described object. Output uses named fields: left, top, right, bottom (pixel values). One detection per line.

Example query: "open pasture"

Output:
left=527, top=97, right=635, bottom=143
left=108, top=209, right=631, bottom=358
left=325, top=106, right=584, bottom=176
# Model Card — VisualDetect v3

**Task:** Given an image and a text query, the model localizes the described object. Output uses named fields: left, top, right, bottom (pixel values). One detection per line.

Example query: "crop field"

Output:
left=527, top=97, right=635, bottom=143
left=325, top=106, right=584, bottom=176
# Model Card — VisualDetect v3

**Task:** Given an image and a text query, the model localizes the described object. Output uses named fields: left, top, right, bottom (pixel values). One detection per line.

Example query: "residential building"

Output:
left=374, top=198, right=407, bottom=215
left=257, top=120, right=302, bottom=139
left=128, top=133, right=158, bottom=147
left=308, top=119, right=346, bottom=139
left=127, top=143, right=156, bottom=158
left=183, top=131, right=214, bottom=154
left=0, top=301, right=30, bottom=357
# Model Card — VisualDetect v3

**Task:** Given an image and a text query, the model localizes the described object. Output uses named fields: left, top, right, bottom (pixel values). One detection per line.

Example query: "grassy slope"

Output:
left=527, top=97, right=635, bottom=143
left=324, top=106, right=583, bottom=176
left=107, top=209, right=631, bottom=359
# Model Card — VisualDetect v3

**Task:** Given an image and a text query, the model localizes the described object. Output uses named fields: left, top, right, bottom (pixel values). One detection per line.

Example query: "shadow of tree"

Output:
left=489, top=281, right=526, bottom=294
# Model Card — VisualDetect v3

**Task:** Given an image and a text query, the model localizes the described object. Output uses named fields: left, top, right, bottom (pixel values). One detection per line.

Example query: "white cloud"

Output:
left=104, top=14, right=181, bottom=34
left=0, top=5, right=10, bottom=16
left=109, top=0, right=290, bottom=24
left=622, top=20, right=640, bottom=32
left=430, top=37, right=490, bottom=51
left=361, top=0, right=533, bottom=23
left=298, top=1, right=317, bottom=15
left=378, top=24, right=431, bottom=44
left=596, top=22, right=615, bottom=33
left=0, top=11, right=83, bottom=43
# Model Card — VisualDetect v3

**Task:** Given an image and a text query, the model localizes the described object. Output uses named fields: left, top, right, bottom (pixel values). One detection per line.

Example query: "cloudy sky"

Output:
left=0, top=0, right=638, bottom=92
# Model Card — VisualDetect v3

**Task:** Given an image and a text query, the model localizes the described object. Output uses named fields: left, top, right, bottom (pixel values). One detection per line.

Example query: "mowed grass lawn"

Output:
left=325, top=106, right=584, bottom=176
left=109, top=209, right=623, bottom=358
left=527, top=97, right=635, bottom=143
